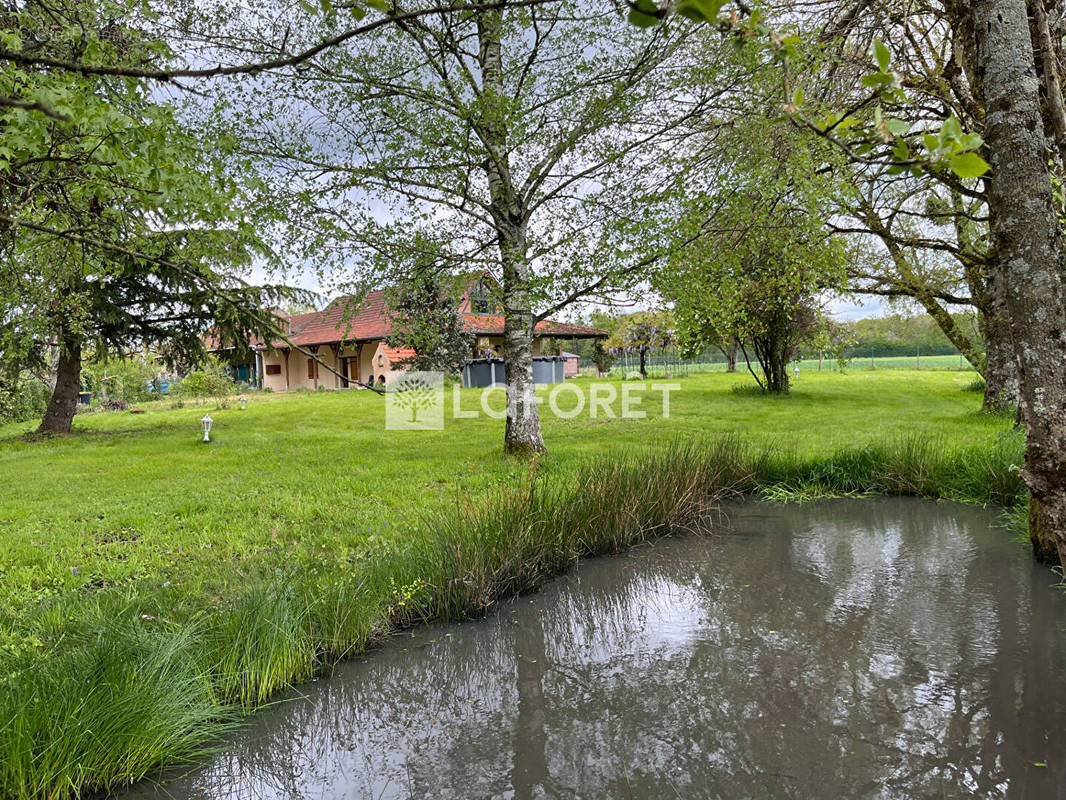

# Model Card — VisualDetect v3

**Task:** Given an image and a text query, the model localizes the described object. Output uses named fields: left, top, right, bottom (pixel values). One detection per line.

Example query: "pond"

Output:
left=124, top=498, right=1066, bottom=799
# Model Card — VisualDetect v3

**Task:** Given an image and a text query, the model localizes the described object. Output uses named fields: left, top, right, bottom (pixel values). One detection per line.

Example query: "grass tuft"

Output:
left=0, top=622, right=227, bottom=800
left=206, top=583, right=317, bottom=709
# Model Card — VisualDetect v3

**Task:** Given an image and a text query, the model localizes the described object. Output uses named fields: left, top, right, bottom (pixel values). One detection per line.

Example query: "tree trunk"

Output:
left=638, top=347, right=647, bottom=378
left=971, top=0, right=1066, bottom=566
left=981, top=302, right=1019, bottom=413
left=503, top=296, right=545, bottom=456
left=941, top=22, right=1020, bottom=415
left=478, top=9, right=545, bottom=456
left=37, top=332, right=81, bottom=435
left=753, top=334, right=790, bottom=393
left=718, top=339, right=738, bottom=372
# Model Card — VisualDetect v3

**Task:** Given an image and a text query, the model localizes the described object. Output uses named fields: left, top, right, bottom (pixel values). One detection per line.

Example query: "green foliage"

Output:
left=221, top=0, right=736, bottom=335
left=0, top=376, right=50, bottom=424
left=0, top=1, right=303, bottom=431
left=384, top=264, right=475, bottom=374
left=659, top=121, right=848, bottom=392
left=606, top=311, right=674, bottom=377
left=81, top=357, right=161, bottom=405
left=591, top=339, right=615, bottom=374
left=844, top=313, right=976, bottom=358
left=624, top=5, right=988, bottom=180
left=171, top=359, right=238, bottom=406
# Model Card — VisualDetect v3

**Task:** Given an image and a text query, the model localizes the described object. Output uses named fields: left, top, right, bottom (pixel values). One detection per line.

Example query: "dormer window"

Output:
left=470, top=280, right=492, bottom=314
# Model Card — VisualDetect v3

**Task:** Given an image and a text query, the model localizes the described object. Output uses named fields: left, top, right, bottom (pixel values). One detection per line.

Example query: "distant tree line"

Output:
left=839, top=314, right=977, bottom=360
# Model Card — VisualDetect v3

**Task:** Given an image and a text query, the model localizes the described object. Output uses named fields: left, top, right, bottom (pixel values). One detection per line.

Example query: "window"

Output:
left=470, top=281, right=492, bottom=313
left=265, top=364, right=281, bottom=376
left=307, top=358, right=318, bottom=379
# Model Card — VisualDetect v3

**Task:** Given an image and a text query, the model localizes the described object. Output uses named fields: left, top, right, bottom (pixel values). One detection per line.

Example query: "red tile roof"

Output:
left=381, top=344, right=416, bottom=362
left=462, top=314, right=605, bottom=338
left=285, top=291, right=393, bottom=345
left=207, top=287, right=605, bottom=352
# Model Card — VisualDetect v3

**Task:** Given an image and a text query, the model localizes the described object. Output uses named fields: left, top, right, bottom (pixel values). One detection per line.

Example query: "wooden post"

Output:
left=308, top=345, right=320, bottom=389
left=330, top=344, right=341, bottom=388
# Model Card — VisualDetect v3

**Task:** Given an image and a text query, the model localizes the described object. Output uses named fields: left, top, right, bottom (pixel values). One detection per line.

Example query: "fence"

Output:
left=578, top=348, right=976, bottom=379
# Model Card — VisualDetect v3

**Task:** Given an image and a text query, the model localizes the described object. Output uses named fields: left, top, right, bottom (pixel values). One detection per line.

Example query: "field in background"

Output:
left=585, top=353, right=975, bottom=378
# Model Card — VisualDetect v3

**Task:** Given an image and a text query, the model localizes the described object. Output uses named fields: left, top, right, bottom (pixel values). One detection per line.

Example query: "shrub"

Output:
left=0, top=377, right=50, bottom=424
left=81, top=358, right=159, bottom=405
left=172, top=360, right=238, bottom=407
left=592, top=340, right=615, bottom=375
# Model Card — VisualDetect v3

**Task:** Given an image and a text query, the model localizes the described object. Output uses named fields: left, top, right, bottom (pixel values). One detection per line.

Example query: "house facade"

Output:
left=212, top=275, right=605, bottom=391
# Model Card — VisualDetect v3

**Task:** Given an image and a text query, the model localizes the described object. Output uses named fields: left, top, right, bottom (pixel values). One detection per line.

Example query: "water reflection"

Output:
left=124, top=498, right=1066, bottom=799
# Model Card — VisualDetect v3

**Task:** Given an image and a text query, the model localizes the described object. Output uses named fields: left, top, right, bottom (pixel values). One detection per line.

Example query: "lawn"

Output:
left=0, top=369, right=1006, bottom=633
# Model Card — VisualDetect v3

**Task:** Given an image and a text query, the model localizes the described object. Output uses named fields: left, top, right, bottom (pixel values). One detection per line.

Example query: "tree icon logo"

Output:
left=385, top=371, right=445, bottom=430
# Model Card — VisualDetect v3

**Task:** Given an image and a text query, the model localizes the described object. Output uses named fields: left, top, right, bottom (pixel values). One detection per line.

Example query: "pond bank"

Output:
left=0, top=434, right=1029, bottom=799
left=121, top=498, right=1066, bottom=799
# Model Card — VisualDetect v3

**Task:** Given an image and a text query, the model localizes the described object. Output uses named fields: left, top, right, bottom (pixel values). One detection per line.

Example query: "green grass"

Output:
left=0, top=370, right=1006, bottom=629
left=0, top=370, right=1024, bottom=799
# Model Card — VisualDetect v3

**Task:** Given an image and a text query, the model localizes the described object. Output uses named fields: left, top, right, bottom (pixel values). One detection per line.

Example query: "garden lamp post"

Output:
left=239, top=396, right=247, bottom=410
left=201, top=413, right=213, bottom=443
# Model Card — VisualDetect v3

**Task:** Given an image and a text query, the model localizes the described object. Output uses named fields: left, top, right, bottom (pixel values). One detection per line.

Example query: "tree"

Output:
left=774, top=0, right=1066, bottom=560
left=0, top=0, right=563, bottom=103
left=672, top=309, right=738, bottom=371
left=638, top=0, right=1066, bottom=563
left=229, top=0, right=736, bottom=454
left=590, top=339, right=616, bottom=376
left=830, top=170, right=1017, bottom=411
left=658, top=121, right=848, bottom=393
left=385, top=266, right=475, bottom=374
left=0, top=3, right=300, bottom=434
left=966, top=0, right=1066, bottom=565
left=774, top=1, right=1019, bottom=411
left=607, top=311, right=673, bottom=378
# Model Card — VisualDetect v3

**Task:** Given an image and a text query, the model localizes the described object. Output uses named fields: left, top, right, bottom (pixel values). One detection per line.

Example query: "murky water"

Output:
left=124, top=499, right=1066, bottom=799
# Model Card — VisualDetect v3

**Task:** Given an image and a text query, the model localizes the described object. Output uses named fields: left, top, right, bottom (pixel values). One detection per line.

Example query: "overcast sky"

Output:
left=827, top=296, right=885, bottom=321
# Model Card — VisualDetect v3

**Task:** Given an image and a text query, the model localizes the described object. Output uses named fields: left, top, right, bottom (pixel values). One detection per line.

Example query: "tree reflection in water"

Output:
left=122, top=499, right=1066, bottom=800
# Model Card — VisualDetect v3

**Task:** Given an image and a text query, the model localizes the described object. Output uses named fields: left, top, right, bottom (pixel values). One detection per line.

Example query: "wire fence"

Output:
left=578, top=350, right=976, bottom=379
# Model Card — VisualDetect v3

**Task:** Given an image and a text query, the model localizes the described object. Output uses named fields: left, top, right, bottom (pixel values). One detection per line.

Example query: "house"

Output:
left=210, top=274, right=605, bottom=391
